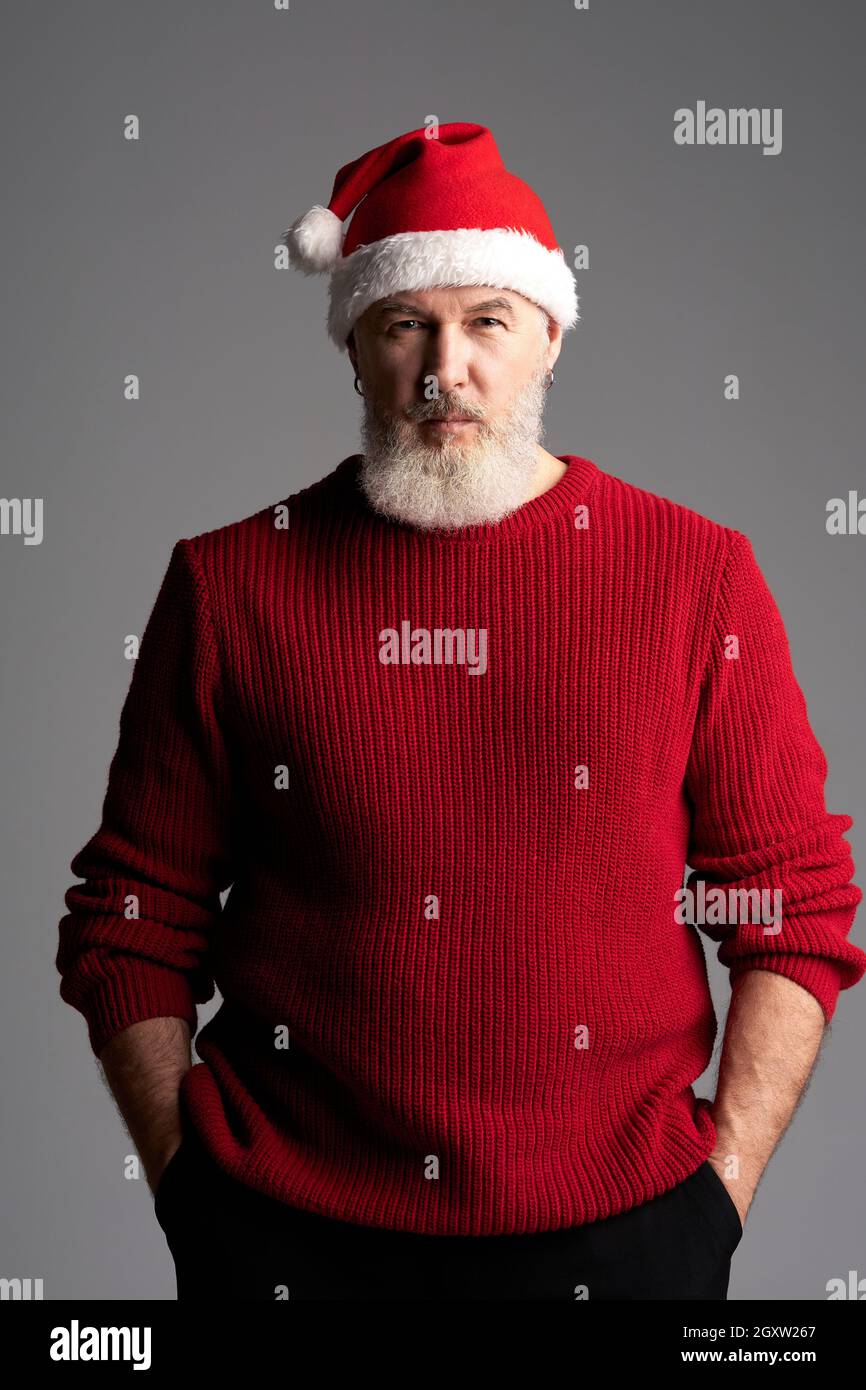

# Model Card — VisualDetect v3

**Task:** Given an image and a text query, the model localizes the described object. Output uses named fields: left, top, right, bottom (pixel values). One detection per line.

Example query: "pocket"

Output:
left=153, top=1139, right=189, bottom=1226
left=695, top=1161, right=744, bottom=1250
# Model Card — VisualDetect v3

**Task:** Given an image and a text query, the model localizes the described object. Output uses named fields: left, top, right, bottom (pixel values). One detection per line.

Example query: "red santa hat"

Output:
left=281, top=121, right=579, bottom=352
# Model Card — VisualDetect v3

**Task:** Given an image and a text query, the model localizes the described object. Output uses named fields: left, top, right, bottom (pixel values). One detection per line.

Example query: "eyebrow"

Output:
left=375, top=296, right=517, bottom=322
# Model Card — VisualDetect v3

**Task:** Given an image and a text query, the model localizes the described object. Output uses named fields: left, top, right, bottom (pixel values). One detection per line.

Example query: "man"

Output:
left=56, top=122, right=865, bottom=1302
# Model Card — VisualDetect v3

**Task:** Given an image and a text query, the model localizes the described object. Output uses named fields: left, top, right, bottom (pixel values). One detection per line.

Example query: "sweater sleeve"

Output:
left=55, top=537, right=237, bottom=1058
left=684, top=530, right=866, bottom=1024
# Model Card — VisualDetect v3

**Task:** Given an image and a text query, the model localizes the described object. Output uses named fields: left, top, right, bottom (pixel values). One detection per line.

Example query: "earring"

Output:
left=544, top=369, right=555, bottom=390
left=354, top=375, right=365, bottom=396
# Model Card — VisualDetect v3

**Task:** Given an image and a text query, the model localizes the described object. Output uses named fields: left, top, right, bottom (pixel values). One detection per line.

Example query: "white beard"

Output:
left=356, top=353, right=550, bottom=532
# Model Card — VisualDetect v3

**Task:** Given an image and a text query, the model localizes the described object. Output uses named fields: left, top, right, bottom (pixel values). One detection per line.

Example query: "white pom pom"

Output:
left=281, top=204, right=344, bottom=274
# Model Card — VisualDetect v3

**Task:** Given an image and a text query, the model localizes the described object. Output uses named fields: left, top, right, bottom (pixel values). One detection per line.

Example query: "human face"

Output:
left=348, top=286, right=562, bottom=531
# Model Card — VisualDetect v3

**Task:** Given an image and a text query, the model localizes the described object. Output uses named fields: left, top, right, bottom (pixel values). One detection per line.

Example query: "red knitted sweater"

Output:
left=56, top=454, right=865, bottom=1235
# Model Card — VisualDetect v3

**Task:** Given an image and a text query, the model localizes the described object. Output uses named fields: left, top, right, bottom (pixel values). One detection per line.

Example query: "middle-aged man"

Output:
left=56, top=121, right=865, bottom=1302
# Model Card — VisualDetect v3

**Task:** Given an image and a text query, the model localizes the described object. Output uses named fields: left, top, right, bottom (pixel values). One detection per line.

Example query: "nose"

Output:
left=421, top=325, right=471, bottom=397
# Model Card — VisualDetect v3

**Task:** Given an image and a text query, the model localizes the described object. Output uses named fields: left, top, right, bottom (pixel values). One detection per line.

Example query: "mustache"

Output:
left=402, top=399, right=487, bottom=423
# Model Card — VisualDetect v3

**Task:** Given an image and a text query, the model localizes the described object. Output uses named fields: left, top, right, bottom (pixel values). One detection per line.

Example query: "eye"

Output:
left=386, top=317, right=505, bottom=332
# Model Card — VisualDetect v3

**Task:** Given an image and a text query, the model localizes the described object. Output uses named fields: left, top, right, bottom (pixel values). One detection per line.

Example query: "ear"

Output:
left=545, top=317, right=563, bottom=372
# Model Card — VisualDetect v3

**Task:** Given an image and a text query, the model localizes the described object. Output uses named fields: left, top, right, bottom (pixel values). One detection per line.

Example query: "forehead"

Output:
left=370, top=286, right=530, bottom=318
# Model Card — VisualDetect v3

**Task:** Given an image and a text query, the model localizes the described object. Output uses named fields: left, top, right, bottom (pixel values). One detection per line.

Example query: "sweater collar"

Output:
left=334, top=452, right=600, bottom=544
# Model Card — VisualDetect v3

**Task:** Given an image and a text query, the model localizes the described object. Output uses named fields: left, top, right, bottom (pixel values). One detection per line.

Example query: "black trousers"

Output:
left=154, top=1122, right=743, bottom=1301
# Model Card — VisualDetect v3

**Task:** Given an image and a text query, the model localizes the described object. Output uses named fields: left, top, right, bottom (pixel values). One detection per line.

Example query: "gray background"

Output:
left=2, top=0, right=863, bottom=1299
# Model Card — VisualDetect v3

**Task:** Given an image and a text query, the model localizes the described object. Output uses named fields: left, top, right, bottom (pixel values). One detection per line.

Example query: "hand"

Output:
left=705, top=1150, right=754, bottom=1230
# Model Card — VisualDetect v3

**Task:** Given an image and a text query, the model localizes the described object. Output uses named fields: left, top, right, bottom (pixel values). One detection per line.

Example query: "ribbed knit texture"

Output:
left=56, top=454, right=866, bottom=1235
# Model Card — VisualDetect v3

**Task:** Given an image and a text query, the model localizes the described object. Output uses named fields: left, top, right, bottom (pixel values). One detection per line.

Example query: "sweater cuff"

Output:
left=73, top=961, right=199, bottom=1060
left=728, top=953, right=843, bottom=1025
